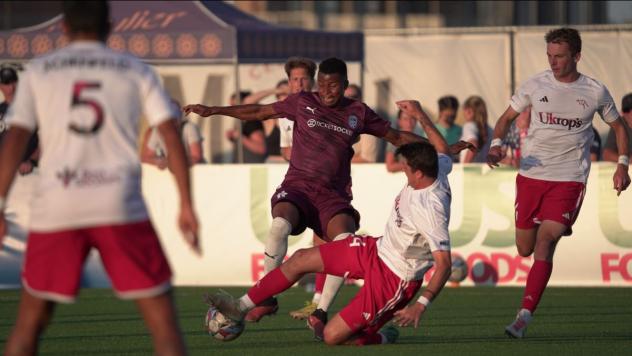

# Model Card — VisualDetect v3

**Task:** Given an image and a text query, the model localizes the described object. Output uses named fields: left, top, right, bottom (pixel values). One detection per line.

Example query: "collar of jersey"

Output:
left=67, top=40, right=105, bottom=49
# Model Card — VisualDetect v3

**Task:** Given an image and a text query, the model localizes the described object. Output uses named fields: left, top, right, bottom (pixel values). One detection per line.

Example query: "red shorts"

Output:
left=319, top=235, right=422, bottom=334
left=271, top=179, right=360, bottom=240
left=515, top=174, right=586, bottom=235
left=22, top=220, right=172, bottom=303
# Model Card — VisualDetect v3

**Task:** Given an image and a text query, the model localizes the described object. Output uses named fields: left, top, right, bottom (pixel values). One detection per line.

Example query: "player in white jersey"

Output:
left=203, top=100, right=473, bottom=345
left=487, top=28, right=630, bottom=339
left=0, top=2, right=200, bottom=355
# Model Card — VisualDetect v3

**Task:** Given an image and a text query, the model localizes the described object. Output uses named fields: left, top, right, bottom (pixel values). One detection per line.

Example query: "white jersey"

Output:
left=6, top=41, right=175, bottom=231
left=278, top=117, right=293, bottom=148
left=377, top=154, right=452, bottom=281
left=510, top=70, right=619, bottom=182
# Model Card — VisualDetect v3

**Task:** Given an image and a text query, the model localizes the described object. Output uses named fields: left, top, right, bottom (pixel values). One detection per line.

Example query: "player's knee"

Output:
left=516, top=245, right=534, bottom=257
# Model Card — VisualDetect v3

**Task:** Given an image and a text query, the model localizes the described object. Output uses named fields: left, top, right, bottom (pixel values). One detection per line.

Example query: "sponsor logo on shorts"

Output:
left=362, top=312, right=371, bottom=320
left=537, top=112, right=582, bottom=130
left=348, top=115, right=358, bottom=129
left=562, top=212, right=570, bottom=220
left=306, top=118, right=353, bottom=136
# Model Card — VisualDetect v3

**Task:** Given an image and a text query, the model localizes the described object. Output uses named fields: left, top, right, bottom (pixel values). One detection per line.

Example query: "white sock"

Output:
left=238, top=294, right=255, bottom=312
left=311, top=292, right=322, bottom=304
left=316, top=233, right=350, bottom=312
left=263, top=217, right=292, bottom=274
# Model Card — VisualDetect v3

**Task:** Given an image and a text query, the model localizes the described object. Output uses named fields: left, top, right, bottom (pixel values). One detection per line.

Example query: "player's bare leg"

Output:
left=246, top=202, right=300, bottom=322
left=322, top=313, right=355, bottom=345
left=507, top=220, right=566, bottom=338
left=135, top=292, right=187, bottom=356
left=515, top=227, right=537, bottom=257
left=309, top=213, right=357, bottom=339
left=290, top=233, right=326, bottom=320
left=322, top=313, right=398, bottom=346
left=4, top=291, right=55, bottom=356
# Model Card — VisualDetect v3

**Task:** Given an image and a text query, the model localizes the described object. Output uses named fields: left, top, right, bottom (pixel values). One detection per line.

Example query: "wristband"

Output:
left=490, top=138, right=502, bottom=148
left=417, top=295, right=431, bottom=308
left=618, top=155, right=629, bottom=166
left=0, top=196, right=6, bottom=212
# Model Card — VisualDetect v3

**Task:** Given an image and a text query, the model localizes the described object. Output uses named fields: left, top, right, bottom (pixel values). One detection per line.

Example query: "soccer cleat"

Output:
left=244, top=297, right=279, bottom=323
left=204, top=291, right=245, bottom=323
left=379, top=325, right=400, bottom=344
left=307, top=308, right=328, bottom=341
left=289, top=301, right=318, bottom=320
left=505, top=308, right=533, bottom=339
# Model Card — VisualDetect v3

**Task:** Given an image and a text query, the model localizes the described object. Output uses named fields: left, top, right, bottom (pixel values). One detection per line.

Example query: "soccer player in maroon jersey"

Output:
left=185, top=57, right=468, bottom=339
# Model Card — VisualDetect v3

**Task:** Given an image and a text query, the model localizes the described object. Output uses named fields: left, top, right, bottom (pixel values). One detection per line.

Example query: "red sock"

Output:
left=353, top=332, right=383, bottom=346
left=521, top=260, right=553, bottom=313
left=247, top=268, right=294, bottom=305
left=315, top=272, right=326, bottom=294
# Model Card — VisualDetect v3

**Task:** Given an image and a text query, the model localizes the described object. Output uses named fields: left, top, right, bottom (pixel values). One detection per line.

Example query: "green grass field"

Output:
left=1, top=286, right=631, bottom=355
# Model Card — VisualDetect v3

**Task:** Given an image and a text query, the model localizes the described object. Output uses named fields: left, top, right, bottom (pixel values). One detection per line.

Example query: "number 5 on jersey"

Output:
left=69, top=81, right=104, bottom=135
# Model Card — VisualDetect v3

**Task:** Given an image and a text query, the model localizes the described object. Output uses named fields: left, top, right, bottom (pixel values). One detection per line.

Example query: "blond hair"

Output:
left=463, top=96, right=488, bottom=148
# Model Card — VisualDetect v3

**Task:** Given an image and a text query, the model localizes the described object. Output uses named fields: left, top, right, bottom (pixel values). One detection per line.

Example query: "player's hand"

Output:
left=178, top=204, right=201, bottom=256
left=393, top=302, right=426, bottom=328
left=18, top=161, right=34, bottom=175
left=396, top=100, right=423, bottom=116
left=450, top=140, right=476, bottom=155
left=613, top=164, right=631, bottom=196
left=487, top=145, right=504, bottom=169
left=183, top=104, right=215, bottom=117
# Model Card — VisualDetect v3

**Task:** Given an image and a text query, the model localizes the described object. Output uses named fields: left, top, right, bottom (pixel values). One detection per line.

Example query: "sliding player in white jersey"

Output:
left=0, top=2, right=200, bottom=355
left=204, top=100, right=474, bottom=345
left=487, top=27, right=630, bottom=339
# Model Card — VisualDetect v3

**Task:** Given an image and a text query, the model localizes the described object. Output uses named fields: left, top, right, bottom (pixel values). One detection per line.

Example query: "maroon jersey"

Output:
left=273, top=92, right=390, bottom=191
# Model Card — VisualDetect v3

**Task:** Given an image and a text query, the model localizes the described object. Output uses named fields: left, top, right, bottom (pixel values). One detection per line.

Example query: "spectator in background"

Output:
left=280, top=57, right=317, bottom=162
left=0, top=65, right=39, bottom=175
left=500, top=107, right=530, bottom=168
left=239, top=80, right=289, bottom=163
left=603, top=93, right=632, bottom=162
left=347, top=84, right=378, bottom=163
left=226, top=91, right=267, bottom=163
left=385, top=109, right=417, bottom=172
left=460, top=96, right=493, bottom=163
left=435, top=95, right=462, bottom=144
left=141, top=99, right=205, bottom=168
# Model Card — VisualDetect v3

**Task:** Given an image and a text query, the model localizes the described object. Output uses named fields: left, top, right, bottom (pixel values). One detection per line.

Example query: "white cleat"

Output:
left=505, top=309, right=532, bottom=339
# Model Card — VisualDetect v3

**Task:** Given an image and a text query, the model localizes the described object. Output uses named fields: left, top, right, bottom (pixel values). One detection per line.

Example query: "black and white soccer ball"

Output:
left=205, top=306, right=244, bottom=341
left=449, top=256, right=468, bottom=283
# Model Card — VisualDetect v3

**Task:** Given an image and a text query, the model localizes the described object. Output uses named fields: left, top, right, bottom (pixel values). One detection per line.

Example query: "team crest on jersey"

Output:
left=348, top=115, right=358, bottom=129
left=576, top=99, right=588, bottom=110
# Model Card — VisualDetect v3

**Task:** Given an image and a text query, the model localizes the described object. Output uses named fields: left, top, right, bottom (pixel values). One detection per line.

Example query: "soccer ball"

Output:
left=449, top=256, right=468, bottom=283
left=205, top=306, right=244, bottom=341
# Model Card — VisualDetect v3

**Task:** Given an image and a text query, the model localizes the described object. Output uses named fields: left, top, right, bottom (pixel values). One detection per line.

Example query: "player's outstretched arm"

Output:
left=156, top=119, right=201, bottom=256
left=393, top=250, right=451, bottom=328
left=182, top=103, right=278, bottom=122
left=396, top=100, right=449, bottom=154
left=0, top=126, right=33, bottom=242
left=607, top=117, right=631, bottom=196
left=487, top=106, right=520, bottom=168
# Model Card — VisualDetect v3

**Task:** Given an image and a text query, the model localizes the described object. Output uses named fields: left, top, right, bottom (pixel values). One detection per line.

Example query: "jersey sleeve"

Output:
left=460, top=122, right=479, bottom=142
left=509, top=80, right=533, bottom=113
left=272, top=93, right=300, bottom=121
left=139, top=63, right=175, bottom=127
left=5, top=69, right=37, bottom=131
left=437, top=153, right=453, bottom=176
left=278, top=118, right=293, bottom=148
left=361, top=104, right=391, bottom=137
left=597, top=85, right=619, bottom=124
left=413, top=200, right=451, bottom=252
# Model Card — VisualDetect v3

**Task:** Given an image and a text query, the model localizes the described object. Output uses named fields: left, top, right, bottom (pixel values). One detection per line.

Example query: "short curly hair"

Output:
left=545, top=28, right=582, bottom=56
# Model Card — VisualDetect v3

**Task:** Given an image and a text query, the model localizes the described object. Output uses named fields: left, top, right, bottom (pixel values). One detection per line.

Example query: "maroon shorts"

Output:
left=319, top=235, right=422, bottom=334
left=22, top=220, right=172, bottom=303
left=515, top=174, right=586, bottom=235
left=271, top=180, right=360, bottom=239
